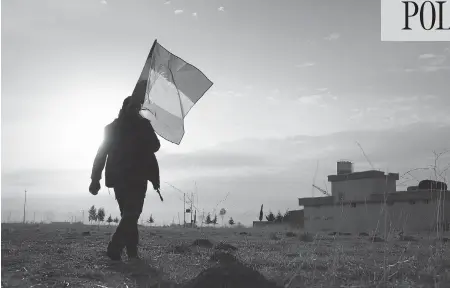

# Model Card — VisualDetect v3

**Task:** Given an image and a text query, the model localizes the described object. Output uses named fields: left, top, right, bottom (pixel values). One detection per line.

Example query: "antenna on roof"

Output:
left=311, top=160, right=319, bottom=197
left=355, top=141, right=375, bottom=170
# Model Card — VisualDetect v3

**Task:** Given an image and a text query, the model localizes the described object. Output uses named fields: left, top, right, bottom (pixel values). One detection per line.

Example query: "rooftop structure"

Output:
left=298, top=161, right=450, bottom=233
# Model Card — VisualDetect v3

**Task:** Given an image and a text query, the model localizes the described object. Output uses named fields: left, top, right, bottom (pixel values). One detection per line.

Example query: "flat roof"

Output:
left=328, top=170, right=399, bottom=182
left=298, top=196, right=334, bottom=206
left=299, top=190, right=449, bottom=206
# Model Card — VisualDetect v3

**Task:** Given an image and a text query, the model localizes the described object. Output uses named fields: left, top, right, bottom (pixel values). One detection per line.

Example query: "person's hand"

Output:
left=89, top=180, right=101, bottom=195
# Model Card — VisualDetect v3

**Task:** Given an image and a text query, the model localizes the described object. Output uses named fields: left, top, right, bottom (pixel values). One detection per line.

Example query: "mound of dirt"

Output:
left=209, top=251, right=237, bottom=265
left=399, top=235, right=418, bottom=242
left=191, top=239, right=213, bottom=248
left=168, top=243, right=192, bottom=254
left=214, top=242, right=237, bottom=252
left=371, top=236, right=384, bottom=242
left=285, top=231, right=296, bottom=237
left=182, top=257, right=281, bottom=288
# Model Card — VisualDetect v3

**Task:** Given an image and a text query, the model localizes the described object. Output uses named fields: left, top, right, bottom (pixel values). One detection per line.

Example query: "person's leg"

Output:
left=124, top=181, right=147, bottom=259
left=107, top=187, right=127, bottom=260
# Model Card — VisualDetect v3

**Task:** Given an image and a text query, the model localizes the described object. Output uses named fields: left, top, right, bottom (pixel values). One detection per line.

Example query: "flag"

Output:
left=131, top=39, right=213, bottom=145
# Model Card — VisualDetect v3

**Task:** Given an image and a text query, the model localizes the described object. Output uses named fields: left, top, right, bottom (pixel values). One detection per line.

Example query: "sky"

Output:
left=2, top=0, right=450, bottom=225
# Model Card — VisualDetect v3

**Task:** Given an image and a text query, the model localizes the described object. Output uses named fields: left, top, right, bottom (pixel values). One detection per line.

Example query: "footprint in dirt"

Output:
left=105, top=257, right=177, bottom=288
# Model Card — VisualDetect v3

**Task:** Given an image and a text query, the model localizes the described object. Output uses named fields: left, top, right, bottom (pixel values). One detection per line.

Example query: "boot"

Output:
left=107, top=241, right=122, bottom=261
left=126, top=245, right=139, bottom=259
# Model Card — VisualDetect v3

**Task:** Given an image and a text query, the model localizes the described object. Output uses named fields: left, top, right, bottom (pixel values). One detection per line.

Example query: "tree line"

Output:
left=258, top=204, right=288, bottom=223
left=88, top=205, right=119, bottom=226
left=88, top=205, right=237, bottom=227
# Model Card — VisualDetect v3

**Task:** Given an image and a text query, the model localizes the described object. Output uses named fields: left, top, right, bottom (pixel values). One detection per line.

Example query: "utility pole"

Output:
left=23, top=190, right=27, bottom=224
left=82, top=210, right=85, bottom=224
left=183, top=193, right=186, bottom=228
left=202, top=210, right=205, bottom=227
left=190, top=192, right=193, bottom=226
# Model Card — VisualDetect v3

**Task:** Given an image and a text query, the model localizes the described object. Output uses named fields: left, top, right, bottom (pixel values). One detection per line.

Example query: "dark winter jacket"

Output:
left=90, top=113, right=161, bottom=190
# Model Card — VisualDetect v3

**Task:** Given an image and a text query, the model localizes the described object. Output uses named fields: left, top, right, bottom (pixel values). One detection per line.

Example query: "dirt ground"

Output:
left=1, top=223, right=450, bottom=288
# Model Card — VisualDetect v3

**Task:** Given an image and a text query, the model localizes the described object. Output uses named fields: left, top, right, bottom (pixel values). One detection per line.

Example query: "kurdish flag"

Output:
left=131, top=40, right=213, bottom=145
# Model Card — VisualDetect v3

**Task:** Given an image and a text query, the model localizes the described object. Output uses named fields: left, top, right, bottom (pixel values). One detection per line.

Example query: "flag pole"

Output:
left=131, top=39, right=158, bottom=104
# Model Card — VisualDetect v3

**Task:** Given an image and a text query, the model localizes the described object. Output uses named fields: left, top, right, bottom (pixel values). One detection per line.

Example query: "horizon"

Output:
left=2, top=0, right=450, bottom=226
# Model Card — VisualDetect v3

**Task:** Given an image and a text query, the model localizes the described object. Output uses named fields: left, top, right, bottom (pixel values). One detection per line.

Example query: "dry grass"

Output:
left=1, top=223, right=450, bottom=287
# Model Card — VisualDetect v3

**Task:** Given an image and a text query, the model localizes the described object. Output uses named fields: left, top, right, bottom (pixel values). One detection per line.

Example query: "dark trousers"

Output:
left=109, top=179, right=147, bottom=255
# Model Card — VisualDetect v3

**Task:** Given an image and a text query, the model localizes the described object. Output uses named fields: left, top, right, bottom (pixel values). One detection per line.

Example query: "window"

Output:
left=351, top=203, right=356, bottom=208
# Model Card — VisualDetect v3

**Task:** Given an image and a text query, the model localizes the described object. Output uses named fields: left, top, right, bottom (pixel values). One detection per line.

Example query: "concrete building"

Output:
left=298, top=161, right=450, bottom=234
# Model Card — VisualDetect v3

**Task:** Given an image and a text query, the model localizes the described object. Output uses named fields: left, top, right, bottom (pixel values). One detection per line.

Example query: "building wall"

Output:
left=283, top=209, right=304, bottom=228
left=331, top=178, right=396, bottom=203
left=304, top=199, right=450, bottom=233
left=252, top=221, right=290, bottom=228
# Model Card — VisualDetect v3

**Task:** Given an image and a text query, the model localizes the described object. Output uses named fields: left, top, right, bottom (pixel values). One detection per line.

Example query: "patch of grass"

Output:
left=1, top=223, right=449, bottom=287
left=269, top=232, right=281, bottom=241
left=298, top=232, right=314, bottom=242
left=285, top=231, right=297, bottom=238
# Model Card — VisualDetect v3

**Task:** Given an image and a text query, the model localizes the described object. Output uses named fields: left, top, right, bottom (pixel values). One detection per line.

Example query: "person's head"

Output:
left=119, top=96, right=141, bottom=117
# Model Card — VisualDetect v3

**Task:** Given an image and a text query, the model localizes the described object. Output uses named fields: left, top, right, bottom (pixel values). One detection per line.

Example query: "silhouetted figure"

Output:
left=89, top=96, right=160, bottom=261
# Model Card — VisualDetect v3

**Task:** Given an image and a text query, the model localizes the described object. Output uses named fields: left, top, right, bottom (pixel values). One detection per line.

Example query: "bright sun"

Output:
left=61, top=104, right=115, bottom=170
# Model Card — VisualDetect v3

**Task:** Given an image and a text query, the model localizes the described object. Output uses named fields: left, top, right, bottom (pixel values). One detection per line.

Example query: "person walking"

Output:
left=89, top=96, right=161, bottom=261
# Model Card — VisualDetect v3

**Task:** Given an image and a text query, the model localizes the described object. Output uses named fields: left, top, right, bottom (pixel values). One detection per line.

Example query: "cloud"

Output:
left=380, top=96, right=419, bottom=104
left=162, top=122, right=450, bottom=194
left=3, top=123, right=450, bottom=225
left=349, top=108, right=364, bottom=120
left=297, top=94, right=323, bottom=105
left=418, top=53, right=436, bottom=60
left=270, top=88, right=281, bottom=95
left=164, top=0, right=171, bottom=4
left=218, top=6, right=225, bottom=12
left=324, top=33, right=340, bottom=41
left=100, top=0, right=107, bottom=4
left=405, top=53, right=449, bottom=73
left=223, top=90, right=243, bottom=97
left=174, top=10, right=184, bottom=15
left=295, top=62, right=315, bottom=68
left=192, top=12, right=198, bottom=17
left=160, top=151, right=270, bottom=170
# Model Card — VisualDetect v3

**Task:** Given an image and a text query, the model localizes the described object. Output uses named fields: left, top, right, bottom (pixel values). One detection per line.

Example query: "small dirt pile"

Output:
left=191, top=239, right=214, bottom=248
left=182, top=252, right=281, bottom=288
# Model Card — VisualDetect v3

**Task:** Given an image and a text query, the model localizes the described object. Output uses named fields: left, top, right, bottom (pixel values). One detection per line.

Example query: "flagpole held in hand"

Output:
left=156, top=188, right=164, bottom=202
